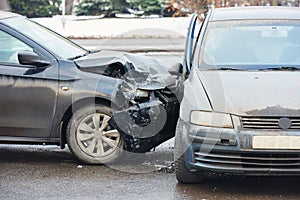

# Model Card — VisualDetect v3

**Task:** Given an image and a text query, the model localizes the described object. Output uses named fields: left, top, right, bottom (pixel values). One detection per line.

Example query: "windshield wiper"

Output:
left=259, top=66, right=300, bottom=71
left=68, top=51, right=93, bottom=60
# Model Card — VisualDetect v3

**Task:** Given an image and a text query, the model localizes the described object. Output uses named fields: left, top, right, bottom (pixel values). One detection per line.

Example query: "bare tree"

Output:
left=66, top=0, right=74, bottom=15
left=0, top=0, right=11, bottom=11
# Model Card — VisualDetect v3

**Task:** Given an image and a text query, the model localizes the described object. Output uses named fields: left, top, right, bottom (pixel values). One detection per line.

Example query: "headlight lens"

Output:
left=190, top=111, right=233, bottom=128
left=135, top=89, right=149, bottom=98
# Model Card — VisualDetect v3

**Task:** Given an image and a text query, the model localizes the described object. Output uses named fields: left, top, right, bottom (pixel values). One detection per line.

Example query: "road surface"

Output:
left=1, top=145, right=300, bottom=200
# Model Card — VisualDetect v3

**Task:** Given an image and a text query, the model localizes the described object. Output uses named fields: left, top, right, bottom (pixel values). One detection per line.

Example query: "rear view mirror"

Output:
left=168, top=62, right=183, bottom=76
left=18, top=50, right=50, bottom=67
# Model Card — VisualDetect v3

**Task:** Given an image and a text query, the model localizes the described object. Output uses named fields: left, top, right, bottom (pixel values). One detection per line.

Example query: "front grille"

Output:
left=194, top=150, right=300, bottom=170
left=241, top=116, right=300, bottom=130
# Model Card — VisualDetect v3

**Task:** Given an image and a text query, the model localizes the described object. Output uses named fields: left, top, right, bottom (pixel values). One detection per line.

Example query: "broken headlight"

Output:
left=119, top=82, right=149, bottom=102
left=135, top=89, right=149, bottom=98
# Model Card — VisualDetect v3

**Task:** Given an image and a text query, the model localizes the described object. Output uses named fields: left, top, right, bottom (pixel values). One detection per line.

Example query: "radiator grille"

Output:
left=194, top=150, right=300, bottom=169
left=241, top=117, right=300, bottom=130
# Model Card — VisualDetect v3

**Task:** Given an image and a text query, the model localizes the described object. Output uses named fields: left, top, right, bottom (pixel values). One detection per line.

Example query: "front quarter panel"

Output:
left=51, top=60, right=122, bottom=138
left=180, top=67, right=212, bottom=122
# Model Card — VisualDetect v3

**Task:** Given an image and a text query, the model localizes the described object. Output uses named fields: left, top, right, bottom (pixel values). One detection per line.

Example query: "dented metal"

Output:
left=73, top=50, right=182, bottom=151
left=75, top=50, right=176, bottom=90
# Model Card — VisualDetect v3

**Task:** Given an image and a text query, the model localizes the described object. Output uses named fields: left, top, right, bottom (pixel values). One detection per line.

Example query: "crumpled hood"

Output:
left=74, top=50, right=176, bottom=90
left=198, top=70, right=300, bottom=116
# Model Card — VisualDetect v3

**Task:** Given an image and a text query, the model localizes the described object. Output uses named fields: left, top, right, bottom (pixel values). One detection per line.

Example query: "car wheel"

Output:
left=174, top=121, right=206, bottom=184
left=67, top=103, right=124, bottom=164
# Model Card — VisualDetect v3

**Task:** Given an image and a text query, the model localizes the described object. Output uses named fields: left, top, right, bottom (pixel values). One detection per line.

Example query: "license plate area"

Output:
left=252, top=136, right=300, bottom=150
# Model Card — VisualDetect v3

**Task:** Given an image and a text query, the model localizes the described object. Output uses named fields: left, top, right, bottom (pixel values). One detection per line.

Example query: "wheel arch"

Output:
left=59, top=97, right=113, bottom=149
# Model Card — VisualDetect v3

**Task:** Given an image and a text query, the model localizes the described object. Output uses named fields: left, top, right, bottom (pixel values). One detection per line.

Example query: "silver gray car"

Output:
left=175, top=6, right=300, bottom=183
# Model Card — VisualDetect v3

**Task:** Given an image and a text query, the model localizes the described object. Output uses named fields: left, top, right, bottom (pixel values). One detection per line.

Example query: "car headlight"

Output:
left=135, top=89, right=149, bottom=98
left=119, top=82, right=149, bottom=99
left=190, top=111, right=233, bottom=128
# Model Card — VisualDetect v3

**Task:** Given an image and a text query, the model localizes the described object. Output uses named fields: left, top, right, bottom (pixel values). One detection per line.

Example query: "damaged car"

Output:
left=175, top=6, right=300, bottom=183
left=0, top=11, right=180, bottom=164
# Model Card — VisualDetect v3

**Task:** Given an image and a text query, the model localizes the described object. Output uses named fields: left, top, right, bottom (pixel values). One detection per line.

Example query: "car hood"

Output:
left=74, top=50, right=176, bottom=90
left=198, top=70, right=300, bottom=116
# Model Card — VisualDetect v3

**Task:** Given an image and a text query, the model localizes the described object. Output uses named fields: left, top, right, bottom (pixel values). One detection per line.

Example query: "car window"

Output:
left=200, top=20, right=300, bottom=70
left=0, top=30, right=33, bottom=64
left=2, top=17, right=87, bottom=60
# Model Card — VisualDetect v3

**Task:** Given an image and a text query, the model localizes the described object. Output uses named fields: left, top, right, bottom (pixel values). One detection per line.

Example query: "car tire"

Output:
left=174, top=121, right=206, bottom=184
left=67, top=103, right=124, bottom=164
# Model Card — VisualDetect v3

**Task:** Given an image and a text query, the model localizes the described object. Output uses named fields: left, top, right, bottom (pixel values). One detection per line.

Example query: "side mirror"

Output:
left=168, top=62, right=183, bottom=76
left=18, top=51, right=50, bottom=67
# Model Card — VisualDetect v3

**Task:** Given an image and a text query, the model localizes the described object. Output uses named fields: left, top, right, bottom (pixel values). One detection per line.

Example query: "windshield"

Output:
left=200, top=20, right=300, bottom=70
left=2, top=17, right=87, bottom=60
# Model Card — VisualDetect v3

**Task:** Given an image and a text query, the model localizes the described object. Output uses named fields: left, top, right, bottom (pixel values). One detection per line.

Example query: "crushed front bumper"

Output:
left=110, top=89, right=180, bottom=153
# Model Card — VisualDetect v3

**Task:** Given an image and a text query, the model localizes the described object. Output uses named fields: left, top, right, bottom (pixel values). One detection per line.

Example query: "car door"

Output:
left=0, top=26, right=58, bottom=138
left=184, top=13, right=198, bottom=74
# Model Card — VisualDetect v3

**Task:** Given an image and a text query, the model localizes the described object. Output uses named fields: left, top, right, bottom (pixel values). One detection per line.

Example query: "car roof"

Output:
left=0, top=11, right=21, bottom=20
left=210, top=6, right=300, bottom=21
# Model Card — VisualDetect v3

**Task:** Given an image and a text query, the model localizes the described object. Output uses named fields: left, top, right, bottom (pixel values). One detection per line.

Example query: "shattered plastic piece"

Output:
left=155, top=162, right=174, bottom=173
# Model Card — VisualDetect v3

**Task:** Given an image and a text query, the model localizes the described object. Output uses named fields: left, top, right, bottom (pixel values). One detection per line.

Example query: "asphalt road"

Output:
left=1, top=145, right=300, bottom=200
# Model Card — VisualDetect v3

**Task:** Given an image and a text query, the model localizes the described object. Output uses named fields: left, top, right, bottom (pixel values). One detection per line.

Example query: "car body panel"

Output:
left=0, top=11, right=19, bottom=19
left=179, top=68, right=212, bottom=121
left=197, top=70, right=300, bottom=116
left=50, top=59, right=122, bottom=140
left=0, top=64, right=58, bottom=137
left=74, top=50, right=176, bottom=90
